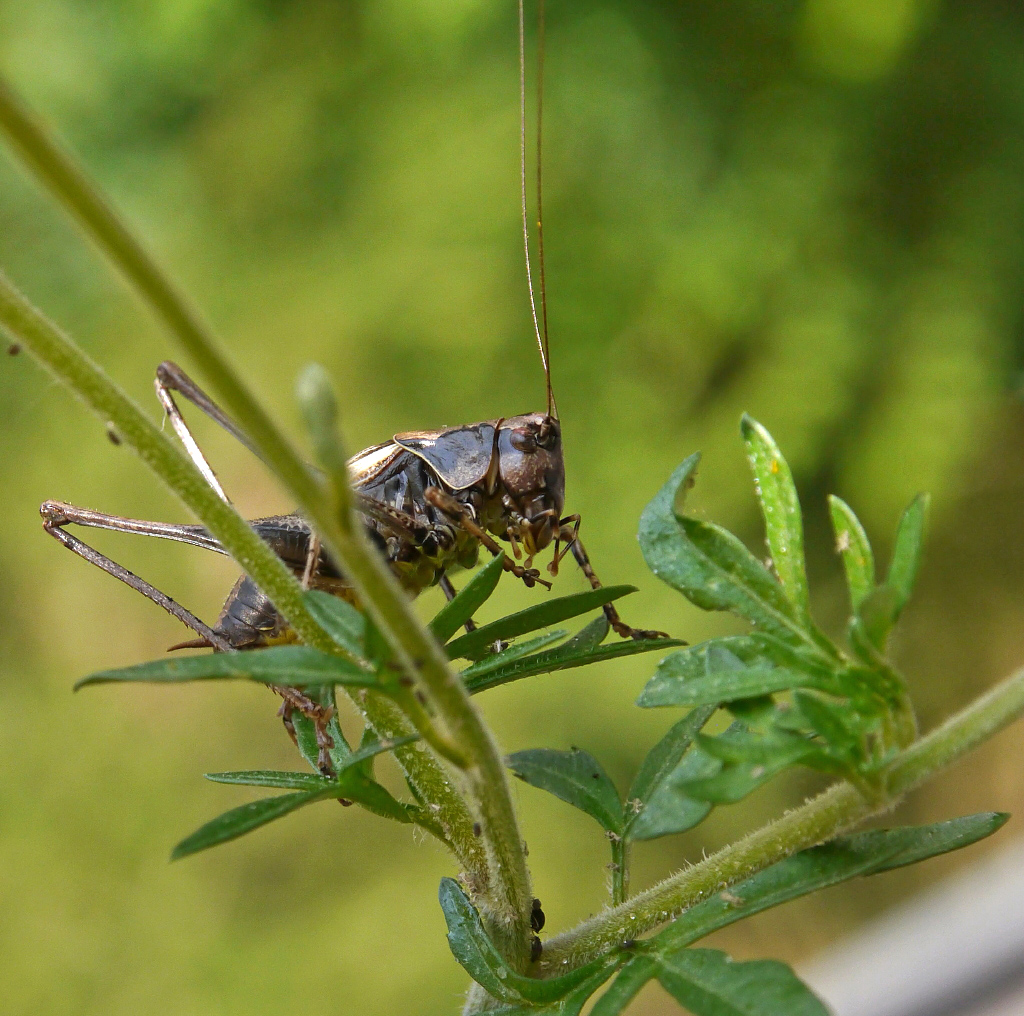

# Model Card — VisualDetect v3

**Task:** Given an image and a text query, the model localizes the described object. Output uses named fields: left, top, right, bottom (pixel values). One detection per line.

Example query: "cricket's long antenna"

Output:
left=519, top=0, right=558, bottom=419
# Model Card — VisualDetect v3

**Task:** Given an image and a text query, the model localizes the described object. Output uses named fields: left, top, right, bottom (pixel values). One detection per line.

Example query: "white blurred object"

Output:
left=798, top=837, right=1024, bottom=1016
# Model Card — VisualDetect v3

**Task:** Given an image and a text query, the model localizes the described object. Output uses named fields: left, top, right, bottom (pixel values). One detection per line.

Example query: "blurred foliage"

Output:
left=3, top=1, right=1024, bottom=1014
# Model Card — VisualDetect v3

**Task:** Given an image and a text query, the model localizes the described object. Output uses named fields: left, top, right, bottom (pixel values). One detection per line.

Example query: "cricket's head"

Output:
left=498, top=413, right=565, bottom=556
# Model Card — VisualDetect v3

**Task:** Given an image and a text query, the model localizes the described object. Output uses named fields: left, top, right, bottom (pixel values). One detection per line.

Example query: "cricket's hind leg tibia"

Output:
left=40, top=501, right=339, bottom=774
left=557, top=519, right=671, bottom=642
left=154, top=361, right=266, bottom=504
left=40, top=500, right=232, bottom=651
left=439, top=573, right=478, bottom=633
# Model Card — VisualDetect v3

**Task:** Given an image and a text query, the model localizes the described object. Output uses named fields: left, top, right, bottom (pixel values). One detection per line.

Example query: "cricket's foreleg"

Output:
left=423, top=488, right=552, bottom=590
left=559, top=521, right=670, bottom=641
left=40, top=501, right=232, bottom=651
left=439, top=573, right=477, bottom=633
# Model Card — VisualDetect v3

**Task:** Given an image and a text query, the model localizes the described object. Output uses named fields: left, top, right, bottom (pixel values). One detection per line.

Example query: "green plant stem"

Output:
left=611, top=837, right=630, bottom=907
left=541, top=663, right=1024, bottom=972
left=0, top=77, right=532, bottom=957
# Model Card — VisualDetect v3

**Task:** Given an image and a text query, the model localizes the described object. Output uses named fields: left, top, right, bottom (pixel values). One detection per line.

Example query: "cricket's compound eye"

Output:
left=510, top=429, right=538, bottom=454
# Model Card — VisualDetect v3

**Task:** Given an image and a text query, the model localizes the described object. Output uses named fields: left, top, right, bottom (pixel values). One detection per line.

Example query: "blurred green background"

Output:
left=3, top=1, right=1024, bottom=1013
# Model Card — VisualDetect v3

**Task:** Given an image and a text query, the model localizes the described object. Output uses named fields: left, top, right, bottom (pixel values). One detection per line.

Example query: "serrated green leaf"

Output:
left=627, top=705, right=717, bottom=815
left=75, top=645, right=378, bottom=690
left=459, top=631, right=569, bottom=681
left=640, top=657, right=827, bottom=708
left=638, top=457, right=822, bottom=654
left=303, top=589, right=366, bottom=660
left=887, top=492, right=929, bottom=618
left=438, top=878, right=620, bottom=1005
left=680, top=749, right=816, bottom=804
left=741, top=415, right=812, bottom=627
left=696, top=727, right=814, bottom=766
left=654, top=814, right=1008, bottom=951
left=656, top=949, right=828, bottom=1016
left=791, top=691, right=857, bottom=754
left=506, top=747, right=624, bottom=833
left=445, top=586, right=636, bottom=661
left=590, top=956, right=659, bottom=1016
left=429, top=554, right=506, bottom=644
left=463, top=628, right=681, bottom=696
left=828, top=496, right=875, bottom=611
left=639, top=635, right=838, bottom=710
left=627, top=744, right=718, bottom=841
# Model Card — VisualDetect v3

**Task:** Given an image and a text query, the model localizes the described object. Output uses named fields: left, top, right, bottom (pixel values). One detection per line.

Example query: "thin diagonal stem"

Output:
left=0, top=76, right=532, bottom=957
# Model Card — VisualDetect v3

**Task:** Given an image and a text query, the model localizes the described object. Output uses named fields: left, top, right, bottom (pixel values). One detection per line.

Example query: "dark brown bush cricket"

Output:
left=39, top=0, right=667, bottom=763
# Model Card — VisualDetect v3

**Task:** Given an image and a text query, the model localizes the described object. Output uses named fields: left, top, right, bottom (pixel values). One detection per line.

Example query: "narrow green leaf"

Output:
left=171, top=788, right=332, bottom=859
left=445, top=585, right=636, bottom=661
left=656, top=949, right=828, bottom=1016
left=289, top=705, right=332, bottom=772
left=563, top=614, right=611, bottom=653
left=353, top=726, right=378, bottom=779
left=656, top=839, right=902, bottom=951
left=288, top=709, right=415, bottom=823
left=638, top=457, right=820, bottom=652
left=590, top=956, right=659, bottom=1016
left=853, top=586, right=901, bottom=653
left=506, top=747, right=624, bottom=833
left=204, top=771, right=331, bottom=790
left=459, top=631, right=570, bottom=681
left=75, top=645, right=378, bottom=690
left=655, top=815, right=1009, bottom=951
left=866, top=812, right=1009, bottom=874
left=828, top=495, right=875, bottom=611
left=338, top=770, right=415, bottom=824
left=325, top=711, right=355, bottom=769
left=439, top=878, right=620, bottom=1005
left=464, top=632, right=681, bottom=696
left=627, top=705, right=717, bottom=810
left=303, top=589, right=366, bottom=660
left=887, top=492, right=929, bottom=618
left=741, top=415, right=812, bottom=626
left=429, top=553, right=505, bottom=644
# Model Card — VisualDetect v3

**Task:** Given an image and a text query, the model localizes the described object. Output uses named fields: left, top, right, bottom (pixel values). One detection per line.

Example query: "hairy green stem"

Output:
left=611, top=837, right=631, bottom=907
left=0, top=76, right=531, bottom=951
left=541, top=663, right=1024, bottom=972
